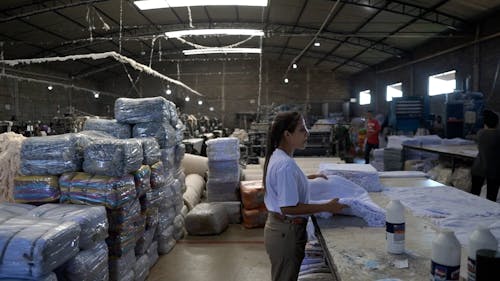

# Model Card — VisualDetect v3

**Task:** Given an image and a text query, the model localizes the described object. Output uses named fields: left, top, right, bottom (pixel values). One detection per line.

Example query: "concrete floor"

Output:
left=148, top=225, right=270, bottom=281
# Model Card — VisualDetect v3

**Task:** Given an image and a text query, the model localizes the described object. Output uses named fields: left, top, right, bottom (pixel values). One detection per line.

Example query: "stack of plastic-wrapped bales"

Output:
left=3, top=96, right=186, bottom=281
left=205, top=137, right=242, bottom=223
left=240, top=180, right=267, bottom=228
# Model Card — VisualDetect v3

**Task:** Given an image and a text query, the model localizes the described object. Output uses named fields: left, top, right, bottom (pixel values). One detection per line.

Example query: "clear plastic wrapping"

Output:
left=135, top=227, right=156, bottom=256
left=213, top=202, right=241, bottom=224
left=157, top=207, right=176, bottom=234
left=108, top=249, right=136, bottom=281
left=174, top=119, right=185, bottom=144
left=27, top=203, right=108, bottom=250
left=150, top=161, right=167, bottom=189
left=185, top=203, right=229, bottom=235
left=20, top=134, right=81, bottom=175
left=206, top=137, right=240, bottom=161
left=134, top=254, right=150, bottom=281
left=133, top=165, right=152, bottom=197
left=0, top=203, right=36, bottom=217
left=0, top=217, right=80, bottom=279
left=174, top=143, right=185, bottom=165
left=133, top=122, right=176, bottom=149
left=160, top=147, right=176, bottom=169
left=13, top=176, right=60, bottom=203
left=240, top=180, right=265, bottom=210
left=83, top=139, right=143, bottom=178
left=59, top=172, right=136, bottom=209
left=82, top=118, right=131, bottom=139
left=158, top=237, right=176, bottom=255
left=207, top=160, right=240, bottom=183
left=206, top=180, right=240, bottom=202
left=137, top=138, right=161, bottom=165
left=140, top=189, right=162, bottom=211
left=114, top=97, right=171, bottom=124
left=143, top=206, right=159, bottom=229
left=56, top=241, right=109, bottom=281
left=147, top=241, right=159, bottom=269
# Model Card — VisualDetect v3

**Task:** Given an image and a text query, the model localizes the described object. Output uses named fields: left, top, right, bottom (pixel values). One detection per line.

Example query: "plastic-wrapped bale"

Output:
left=144, top=206, right=159, bottom=230
left=55, top=241, right=109, bottom=281
left=240, top=180, right=265, bottom=210
left=108, top=249, right=135, bottom=281
left=135, top=226, right=157, bottom=256
left=82, top=118, right=131, bottom=139
left=133, top=165, right=152, bottom=197
left=20, top=134, right=81, bottom=175
left=206, top=180, right=240, bottom=202
left=160, top=147, right=176, bottom=170
left=181, top=153, right=208, bottom=177
left=59, top=172, right=136, bottom=209
left=140, top=189, right=162, bottom=210
left=159, top=185, right=175, bottom=211
left=242, top=205, right=268, bottom=229
left=147, top=241, right=159, bottom=269
left=174, top=143, right=185, bottom=165
left=150, top=161, right=168, bottom=188
left=137, top=137, right=161, bottom=165
left=158, top=207, right=176, bottom=235
left=157, top=225, right=175, bottom=254
left=166, top=100, right=178, bottom=126
left=213, top=202, right=241, bottom=224
left=207, top=160, right=240, bottom=183
left=185, top=203, right=229, bottom=235
left=106, top=200, right=145, bottom=256
left=134, top=254, right=150, bottom=281
left=0, top=272, right=59, bottom=281
left=183, top=174, right=205, bottom=210
left=383, top=148, right=403, bottom=171
left=173, top=214, right=185, bottom=240
left=75, top=130, right=115, bottom=151
left=13, top=176, right=60, bottom=203
left=318, top=163, right=384, bottom=192
left=83, top=138, right=143, bottom=178
left=0, top=202, right=36, bottom=217
left=114, top=96, right=170, bottom=124
left=0, top=132, right=26, bottom=202
left=206, top=137, right=240, bottom=161
left=27, top=203, right=107, bottom=250
left=0, top=217, right=80, bottom=279
left=133, top=122, right=176, bottom=149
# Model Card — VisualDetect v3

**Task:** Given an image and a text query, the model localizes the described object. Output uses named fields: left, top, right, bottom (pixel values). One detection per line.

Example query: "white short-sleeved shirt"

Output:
left=264, top=148, right=309, bottom=215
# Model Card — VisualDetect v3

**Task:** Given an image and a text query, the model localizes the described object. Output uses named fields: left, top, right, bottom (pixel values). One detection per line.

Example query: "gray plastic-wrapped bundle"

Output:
left=174, top=119, right=185, bottom=143
left=133, top=121, right=176, bottom=149
left=213, top=202, right=242, bottom=224
left=106, top=200, right=145, bottom=256
left=59, top=172, right=136, bottom=209
left=166, top=99, right=178, bottom=126
left=173, top=214, right=185, bottom=240
left=208, top=160, right=240, bottom=183
left=144, top=206, right=159, bottom=230
left=82, top=118, right=131, bottom=139
left=0, top=217, right=80, bottom=279
left=13, top=176, right=60, bottom=203
left=133, top=165, right=152, bottom=197
left=206, top=180, right=240, bottom=202
left=0, top=202, right=36, bottom=217
left=185, top=203, right=229, bottom=235
left=158, top=237, right=176, bottom=255
left=158, top=207, right=176, bottom=234
left=160, top=146, right=176, bottom=170
left=147, top=241, right=159, bottom=269
left=108, top=249, right=136, bottom=281
left=114, top=97, right=170, bottom=124
left=137, top=137, right=161, bottom=165
left=20, top=134, right=81, bottom=175
left=150, top=161, right=168, bottom=188
left=0, top=272, right=59, bottom=281
left=135, top=227, right=156, bottom=256
left=27, top=204, right=108, bottom=250
left=56, top=241, right=109, bottom=281
left=134, top=254, right=150, bottom=281
left=83, top=138, right=143, bottom=178
left=159, top=185, right=175, bottom=211
left=206, top=137, right=240, bottom=161
left=75, top=130, right=115, bottom=150
left=174, top=143, right=185, bottom=165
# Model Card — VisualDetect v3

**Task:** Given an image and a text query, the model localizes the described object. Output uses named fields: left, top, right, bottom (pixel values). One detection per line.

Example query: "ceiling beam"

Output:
left=277, top=0, right=309, bottom=60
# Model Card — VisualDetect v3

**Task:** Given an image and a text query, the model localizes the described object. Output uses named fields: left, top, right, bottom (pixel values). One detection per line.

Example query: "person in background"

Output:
left=263, top=111, right=348, bottom=281
left=432, top=115, right=444, bottom=137
left=364, top=110, right=381, bottom=164
left=471, top=109, right=500, bottom=202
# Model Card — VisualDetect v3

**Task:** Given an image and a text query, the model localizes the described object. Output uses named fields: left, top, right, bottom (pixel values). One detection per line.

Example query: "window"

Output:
left=428, top=70, right=456, bottom=96
left=386, top=82, right=402, bottom=101
left=359, top=90, right=371, bottom=105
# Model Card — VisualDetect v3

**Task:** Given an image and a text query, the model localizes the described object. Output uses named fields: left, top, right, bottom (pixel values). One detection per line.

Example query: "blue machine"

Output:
left=389, top=96, right=429, bottom=133
left=445, top=92, right=484, bottom=138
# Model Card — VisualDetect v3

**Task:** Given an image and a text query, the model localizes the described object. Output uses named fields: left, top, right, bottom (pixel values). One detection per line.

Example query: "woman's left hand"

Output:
left=307, top=173, right=328, bottom=180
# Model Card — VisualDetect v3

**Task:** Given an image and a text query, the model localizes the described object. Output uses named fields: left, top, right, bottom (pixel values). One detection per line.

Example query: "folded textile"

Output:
left=133, top=165, right=152, bottom=197
left=108, top=250, right=136, bottom=281
left=137, top=138, right=161, bottom=165
left=20, top=134, right=81, bottom=175
left=319, top=163, right=383, bottom=192
left=82, top=118, right=131, bottom=139
left=114, top=97, right=171, bottom=124
left=13, top=176, right=60, bottom=203
left=0, top=217, right=80, bottom=279
left=150, top=161, right=168, bottom=189
left=207, top=160, right=240, bottom=183
left=134, top=255, right=150, bottom=281
left=133, top=122, right=176, bottom=149
left=83, top=139, right=143, bottom=177
left=206, top=180, right=240, bottom=202
left=56, top=241, right=109, bottom=281
left=206, top=137, right=240, bottom=161
left=27, top=203, right=108, bottom=250
left=183, top=174, right=205, bottom=211
left=59, top=172, right=136, bottom=209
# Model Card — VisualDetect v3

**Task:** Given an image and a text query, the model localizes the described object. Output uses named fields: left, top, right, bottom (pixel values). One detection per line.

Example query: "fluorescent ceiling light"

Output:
left=165, top=29, right=264, bottom=38
left=135, top=0, right=268, bottom=10
left=183, top=48, right=261, bottom=55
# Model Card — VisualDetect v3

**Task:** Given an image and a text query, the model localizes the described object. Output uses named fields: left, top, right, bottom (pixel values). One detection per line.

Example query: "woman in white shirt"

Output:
left=263, top=111, right=347, bottom=281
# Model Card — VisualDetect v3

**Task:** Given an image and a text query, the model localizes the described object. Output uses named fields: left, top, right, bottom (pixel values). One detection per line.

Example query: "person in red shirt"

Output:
left=364, top=110, right=381, bottom=164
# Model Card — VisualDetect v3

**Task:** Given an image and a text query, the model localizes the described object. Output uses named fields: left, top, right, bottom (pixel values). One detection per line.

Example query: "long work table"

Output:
left=402, top=144, right=478, bottom=171
left=313, top=178, right=472, bottom=281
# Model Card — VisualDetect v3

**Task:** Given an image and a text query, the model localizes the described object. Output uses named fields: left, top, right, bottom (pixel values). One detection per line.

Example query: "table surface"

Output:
left=403, top=143, right=478, bottom=158
left=315, top=177, right=471, bottom=281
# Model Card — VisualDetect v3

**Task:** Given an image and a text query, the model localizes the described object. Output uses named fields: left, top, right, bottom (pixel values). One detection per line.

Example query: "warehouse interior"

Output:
left=1, top=1, right=500, bottom=281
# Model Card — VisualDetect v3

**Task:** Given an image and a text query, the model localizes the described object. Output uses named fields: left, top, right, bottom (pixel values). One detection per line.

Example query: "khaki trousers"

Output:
left=264, top=215, right=307, bottom=281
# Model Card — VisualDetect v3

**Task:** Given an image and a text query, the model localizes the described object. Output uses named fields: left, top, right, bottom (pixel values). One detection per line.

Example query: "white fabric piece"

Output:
left=206, top=137, right=240, bottom=161
left=378, top=171, right=428, bottom=178
left=319, top=163, right=383, bottom=192
left=309, top=176, right=386, bottom=227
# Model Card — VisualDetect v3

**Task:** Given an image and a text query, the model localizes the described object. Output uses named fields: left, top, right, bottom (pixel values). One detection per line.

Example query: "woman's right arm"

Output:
left=281, top=198, right=348, bottom=216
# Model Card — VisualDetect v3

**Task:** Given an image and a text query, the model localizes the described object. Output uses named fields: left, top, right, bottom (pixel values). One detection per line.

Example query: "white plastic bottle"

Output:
left=430, top=230, right=461, bottom=281
left=467, top=226, right=498, bottom=281
left=385, top=199, right=405, bottom=254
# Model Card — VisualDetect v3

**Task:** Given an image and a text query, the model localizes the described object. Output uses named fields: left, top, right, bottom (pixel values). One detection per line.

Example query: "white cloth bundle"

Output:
left=206, top=137, right=240, bottom=161
left=319, top=163, right=384, bottom=192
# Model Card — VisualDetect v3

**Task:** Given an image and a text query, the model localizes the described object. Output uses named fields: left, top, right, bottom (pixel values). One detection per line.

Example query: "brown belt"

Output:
left=270, top=212, right=308, bottom=225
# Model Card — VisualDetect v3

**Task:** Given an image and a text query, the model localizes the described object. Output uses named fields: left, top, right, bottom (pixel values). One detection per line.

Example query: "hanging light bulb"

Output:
left=47, top=85, right=53, bottom=91
left=185, top=96, right=190, bottom=102
left=198, top=100, right=203, bottom=105
left=292, top=63, right=297, bottom=69
left=166, top=85, right=172, bottom=95
left=314, top=42, right=320, bottom=47
left=209, top=107, right=214, bottom=111
left=94, top=92, right=100, bottom=99
left=284, top=78, right=289, bottom=84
